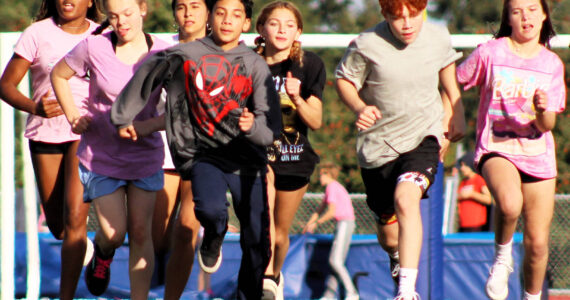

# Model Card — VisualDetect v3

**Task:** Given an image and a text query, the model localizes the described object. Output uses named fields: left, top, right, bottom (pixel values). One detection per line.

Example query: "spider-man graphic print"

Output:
left=183, top=54, right=253, bottom=143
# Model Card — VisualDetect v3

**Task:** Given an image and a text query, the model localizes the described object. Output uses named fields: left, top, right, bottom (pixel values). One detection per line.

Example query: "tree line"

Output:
left=1, top=0, right=569, bottom=192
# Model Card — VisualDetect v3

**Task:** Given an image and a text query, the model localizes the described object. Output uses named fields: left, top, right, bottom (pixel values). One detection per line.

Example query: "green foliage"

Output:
left=0, top=0, right=568, bottom=193
left=0, top=0, right=39, bottom=31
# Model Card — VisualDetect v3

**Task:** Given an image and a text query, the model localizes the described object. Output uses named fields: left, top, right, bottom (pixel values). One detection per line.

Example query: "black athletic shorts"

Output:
left=361, top=136, right=440, bottom=225
left=478, top=153, right=544, bottom=183
left=274, top=174, right=310, bottom=191
left=29, top=140, right=74, bottom=154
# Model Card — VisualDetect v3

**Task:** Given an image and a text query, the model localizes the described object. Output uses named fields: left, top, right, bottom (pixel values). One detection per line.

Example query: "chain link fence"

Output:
left=86, top=193, right=569, bottom=291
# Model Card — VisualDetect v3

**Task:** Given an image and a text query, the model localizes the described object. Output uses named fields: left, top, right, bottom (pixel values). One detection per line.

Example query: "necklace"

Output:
left=57, top=20, right=88, bottom=29
left=281, top=131, right=300, bottom=145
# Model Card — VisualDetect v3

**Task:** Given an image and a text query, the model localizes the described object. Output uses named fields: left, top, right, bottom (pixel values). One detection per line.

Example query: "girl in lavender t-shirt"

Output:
left=51, top=0, right=169, bottom=298
left=0, top=1, right=100, bottom=298
left=456, top=1, right=565, bottom=299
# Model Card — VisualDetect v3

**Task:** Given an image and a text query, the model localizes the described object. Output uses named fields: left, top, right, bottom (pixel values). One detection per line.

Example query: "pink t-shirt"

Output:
left=457, top=38, right=566, bottom=178
left=324, top=180, right=355, bottom=221
left=64, top=32, right=170, bottom=179
left=13, top=18, right=97, bottom=143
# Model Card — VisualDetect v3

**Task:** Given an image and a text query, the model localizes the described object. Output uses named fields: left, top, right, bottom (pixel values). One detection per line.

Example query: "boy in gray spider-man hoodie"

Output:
left=110, top=0, right=281, bottom=298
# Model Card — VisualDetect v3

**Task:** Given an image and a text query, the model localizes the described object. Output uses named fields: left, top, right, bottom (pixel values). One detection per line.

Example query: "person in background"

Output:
left=456, top=0, right=565, bottom=299
left=303, top=163, right=359, bottom=300
left=456, top=152, right=492, bottom=232
left=0, top=1, right=100, bottom=298
left=50, top=0, right=171, bottom=297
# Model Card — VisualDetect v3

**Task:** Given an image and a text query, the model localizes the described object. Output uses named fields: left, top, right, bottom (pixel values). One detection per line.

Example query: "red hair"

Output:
left=378, top=0, right=427, bottom=17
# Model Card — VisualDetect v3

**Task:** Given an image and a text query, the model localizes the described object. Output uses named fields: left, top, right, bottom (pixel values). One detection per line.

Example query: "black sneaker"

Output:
left=85, top=243, right=114, bottom=296
left=390, top=255, right=400, bottom=287
left=198, top=226, right=227, bottom=273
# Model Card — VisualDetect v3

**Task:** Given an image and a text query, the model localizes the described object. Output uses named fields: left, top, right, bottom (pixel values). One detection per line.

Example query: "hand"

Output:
left=239, top=107, right=254, bottom=132
left=533, top=89, right=548, bottom=113
left=118, top=125, right=138, bottom=141
left=356, top=105, right=381, bottom=130
left=445, top=112, right=466, bottom=142
left=303, top=222, right=317, bottom=234
left=439, top=138, right=450, bottom=162
left=285, top=71, right=302, bottom=105
left=35, top=90, right=63, bottom=118
left=457, top=189, right=472, bottom=200
left=70, top=115, right=91, bottom=134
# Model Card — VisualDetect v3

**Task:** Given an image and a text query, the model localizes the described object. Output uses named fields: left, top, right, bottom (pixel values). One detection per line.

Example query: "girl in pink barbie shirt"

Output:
left=0, top=0, right=100, bottom=298
left=50, top=0, right=170, bottom=298
left=456, top=0, right=566, bottom=299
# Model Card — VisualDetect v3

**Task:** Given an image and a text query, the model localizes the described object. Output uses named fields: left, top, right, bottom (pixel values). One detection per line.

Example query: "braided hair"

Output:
left=254, top=1, right=304, bottom=66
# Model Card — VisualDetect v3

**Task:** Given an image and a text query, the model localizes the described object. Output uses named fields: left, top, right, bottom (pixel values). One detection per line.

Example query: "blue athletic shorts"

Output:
left=79, top=164, right=164, bottom=202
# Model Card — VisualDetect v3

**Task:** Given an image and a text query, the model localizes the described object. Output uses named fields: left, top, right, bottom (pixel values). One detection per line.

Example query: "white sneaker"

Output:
left=276, top=272, right=284, bottom=300
left=262, top=277, right=278, bottom=300
left=393, top=291, right=420, bottom=300
left=345, top=293, right=360, bottom=300
left=485, top=256, right=514, bottom=300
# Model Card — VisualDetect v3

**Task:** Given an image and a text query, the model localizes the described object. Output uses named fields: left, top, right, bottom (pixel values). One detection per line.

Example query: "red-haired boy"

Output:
left=335, top=0, right=465, bottom=299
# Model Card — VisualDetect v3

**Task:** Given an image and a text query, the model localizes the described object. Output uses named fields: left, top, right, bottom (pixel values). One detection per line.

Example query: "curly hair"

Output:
left=378, top=0, right=427, bottom=17
left=254, top=1, right=304, bottom=66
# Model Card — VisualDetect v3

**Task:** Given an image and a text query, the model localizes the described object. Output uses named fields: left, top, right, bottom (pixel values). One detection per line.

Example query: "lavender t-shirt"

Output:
left=457, top=38, right=566, bottom=178
left=14, top=18, right=97, bottom=143
left=324, top=180, right=355, bottom=221
left=64, top=32, right=169, bottom=179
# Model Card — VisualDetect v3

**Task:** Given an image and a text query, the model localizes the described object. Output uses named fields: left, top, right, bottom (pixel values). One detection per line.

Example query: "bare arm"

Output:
left=439, top=62, right=466, bottom=142
left=303, top=200, right=334, bottom=233
left=294, top=95, right=322, bottom=130
left=119, top=113, right=166, bottom=141
left=533, top=89, right=556, bottom=132
left=0, top=54, right=63, bottom=117
left=335, top=78, right=381, bottom=130
left=285, top=72, right=322, bottom=130
left=51, top=59, right=90, bottom=134
left=458, top=185, right=492, bottom=205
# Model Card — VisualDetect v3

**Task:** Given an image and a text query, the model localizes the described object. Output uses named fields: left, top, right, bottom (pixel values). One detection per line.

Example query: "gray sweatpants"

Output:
left=322, top=219, right=358, bottom=298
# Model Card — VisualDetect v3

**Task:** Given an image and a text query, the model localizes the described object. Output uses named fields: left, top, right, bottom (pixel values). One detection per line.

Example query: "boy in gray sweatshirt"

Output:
left=111, top=0, right=281, bottom=298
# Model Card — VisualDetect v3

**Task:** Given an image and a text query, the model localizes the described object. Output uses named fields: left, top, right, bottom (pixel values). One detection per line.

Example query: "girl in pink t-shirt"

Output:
left=303, top=163, right=358, bottom=299
left=456, top=1, right=565, bottom=299
left=0, top=1, right=100, bottom=298
left=51, top=0, right=169, bottom=298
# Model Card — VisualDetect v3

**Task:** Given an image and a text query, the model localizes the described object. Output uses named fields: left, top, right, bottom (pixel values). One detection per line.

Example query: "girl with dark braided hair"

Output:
left=0, top=0, right=100, bottom=298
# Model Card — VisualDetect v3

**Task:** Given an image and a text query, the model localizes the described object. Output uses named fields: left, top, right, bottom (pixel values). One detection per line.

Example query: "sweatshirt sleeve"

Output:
left=244, top=57, right=282, bottom=146
left=111, top=49, right=180, bottom=127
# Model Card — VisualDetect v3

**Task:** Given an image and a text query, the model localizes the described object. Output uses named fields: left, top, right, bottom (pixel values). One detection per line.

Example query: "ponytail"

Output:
left=289, top=40, right=303, bottom=67
left=92, top=19, right=110, bottom=35
left=254, top=35, right=265, bottom=56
